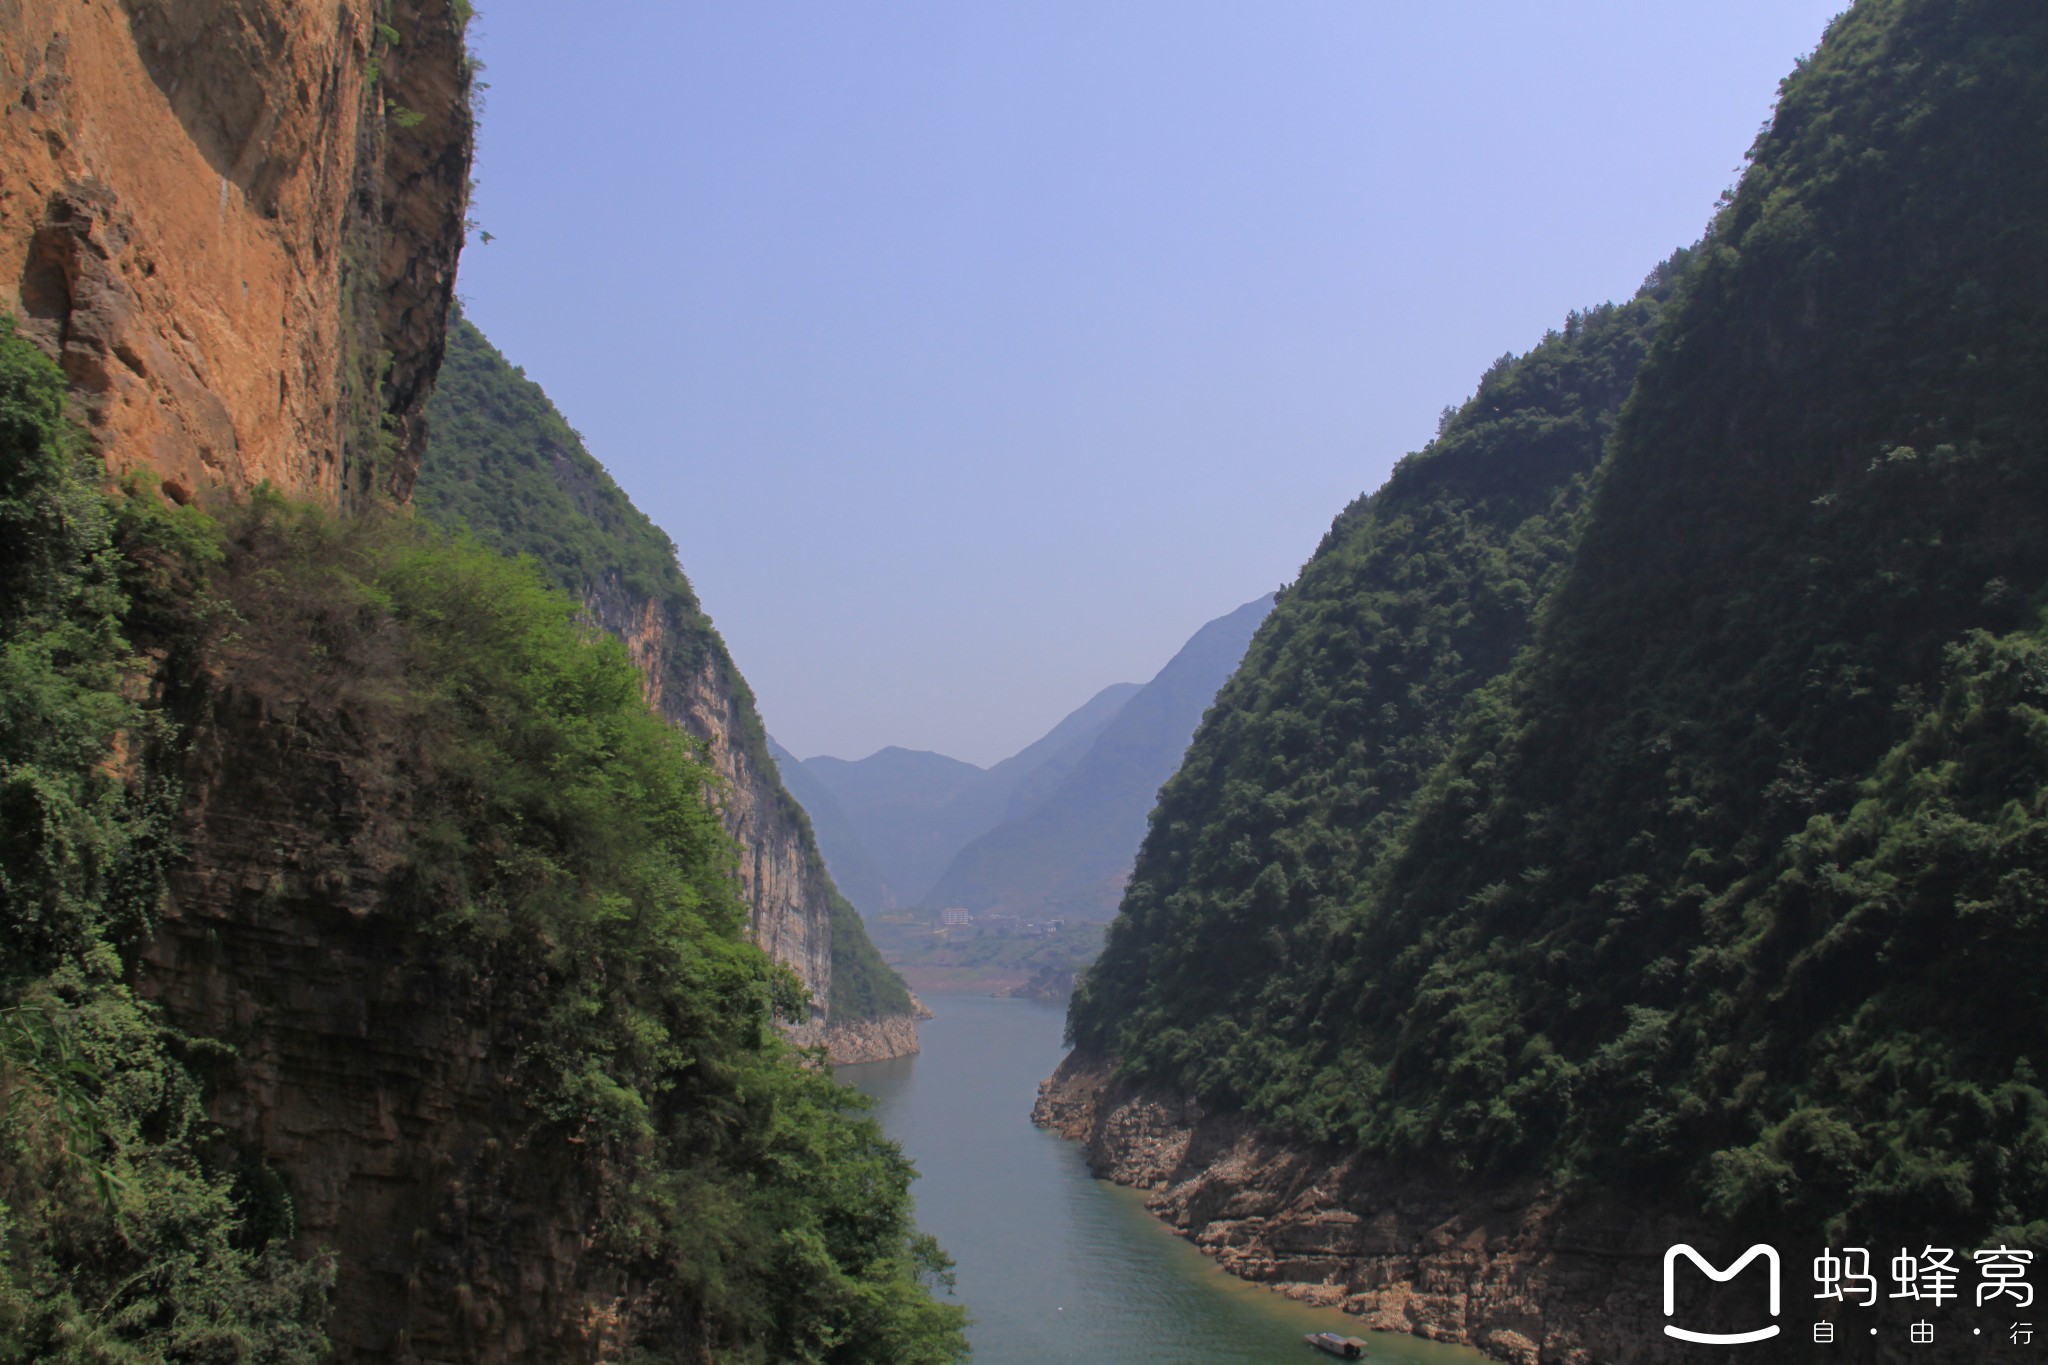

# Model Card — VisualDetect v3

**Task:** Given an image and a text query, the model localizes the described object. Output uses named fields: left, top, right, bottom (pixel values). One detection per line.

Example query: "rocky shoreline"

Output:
left=823, top=1011, right=920, bottom=1065
left=823, top=993, right=932, bottom=1066
left=1032, top=1051, right=1940, bottom=1365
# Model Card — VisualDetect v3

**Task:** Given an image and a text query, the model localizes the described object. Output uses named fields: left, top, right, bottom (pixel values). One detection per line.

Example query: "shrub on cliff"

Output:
left=197, top=493, right=967, bottom=1360
left=0, top=316, right=332, bottom=1363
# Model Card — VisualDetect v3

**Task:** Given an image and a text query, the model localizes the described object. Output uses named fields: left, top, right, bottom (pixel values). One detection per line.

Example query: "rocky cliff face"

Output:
left=0, top=5, right=599, bottom=1358
left=587, top=575, right=836, bottom=1042
left=415, top=317, right=922, bottom=1064
left=1036, top=1055, right=1937, bottom=1365
left=0, top=0, right=470, bottom=505
left=821, top=1012, right=922, bottom=1067
left=589, top=578, right=924, bottom=1061
left=0, top=9, right=914, bottom=1353
left=143, top=677, right=636, bottom=1364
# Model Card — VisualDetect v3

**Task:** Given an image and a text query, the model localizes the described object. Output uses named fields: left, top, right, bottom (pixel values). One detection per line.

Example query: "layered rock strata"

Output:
left=822, top=1012, right=922, bottom=1067
left=1036, top=1053, right=1938, bottom=1365
left=0, top=0, right=470, bottom=505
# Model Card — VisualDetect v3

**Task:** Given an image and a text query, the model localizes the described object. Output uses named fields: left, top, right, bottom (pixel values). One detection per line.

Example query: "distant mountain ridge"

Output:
left=767, top=736, right=899, bottom=915
left=797, top=747, right=996, bottom=911
left=984, top=681, right=1144, bottom=825
left=773, top=680, right=1141, bottom=914
left=925, top=595, right=1274, bottom=917
left=777, top=599, right=1271, bottom=920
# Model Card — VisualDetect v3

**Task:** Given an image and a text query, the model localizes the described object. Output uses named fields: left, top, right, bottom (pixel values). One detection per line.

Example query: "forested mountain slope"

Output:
left=417, top=314, right=915, bottom=1039
left=1072, top=272, right=1672, bottom=1069
left=1070, top=0, right=2048, bottom=1258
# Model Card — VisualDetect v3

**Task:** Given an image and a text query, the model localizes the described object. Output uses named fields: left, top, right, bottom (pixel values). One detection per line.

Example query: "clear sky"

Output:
left=454, top=1, right=1845, bottom=767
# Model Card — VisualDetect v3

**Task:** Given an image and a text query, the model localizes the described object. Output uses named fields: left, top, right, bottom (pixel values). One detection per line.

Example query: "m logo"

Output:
left=1663, top=1244, right=1782, bottom=1344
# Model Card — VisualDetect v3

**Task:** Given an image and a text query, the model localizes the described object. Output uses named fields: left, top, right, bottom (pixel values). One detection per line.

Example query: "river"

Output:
left=843, top=993, right=1487, bottom=1365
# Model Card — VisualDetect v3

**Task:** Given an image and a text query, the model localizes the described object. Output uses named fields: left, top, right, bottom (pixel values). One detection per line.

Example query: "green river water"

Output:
left=843, top=993, right=1487, bottom=1365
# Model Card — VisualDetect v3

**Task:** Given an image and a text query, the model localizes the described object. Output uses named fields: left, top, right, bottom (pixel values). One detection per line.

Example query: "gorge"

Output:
left=4, top=2, right=2046, bottom=1363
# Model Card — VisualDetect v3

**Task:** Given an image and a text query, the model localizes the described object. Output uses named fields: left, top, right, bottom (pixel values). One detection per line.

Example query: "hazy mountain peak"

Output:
left=920, top=593, right=1276, bottom=917
left=775, top=605, right=1269, bottom=918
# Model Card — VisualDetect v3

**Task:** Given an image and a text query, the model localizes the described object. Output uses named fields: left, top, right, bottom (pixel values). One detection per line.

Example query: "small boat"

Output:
left=1304, top=1331, right=1369, bottom=1359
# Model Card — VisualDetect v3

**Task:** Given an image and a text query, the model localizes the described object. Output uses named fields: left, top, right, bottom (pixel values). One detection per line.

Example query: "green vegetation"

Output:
left=1074, top=0, right=2048, bottom=1247
left=214, top=496, right=965, bottom=1359
left=830, top=890, right=915, bottom=1021
left=419, top=310, right=914, bottom=1022
left=1074, top=268, right=1674, bottom=1098
left=0, top=314, right=965, bottom=1359
left=0, top=316, right=332, bottom=1362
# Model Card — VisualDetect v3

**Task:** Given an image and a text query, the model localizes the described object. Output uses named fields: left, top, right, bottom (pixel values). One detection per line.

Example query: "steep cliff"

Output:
left=585, top=571, right=835, bottom=1036
left=0, top=5, right=960, bottom=1359
left=0, top=0, right=470, bottom=505
left=3, top=296, right=963, bottom=1365
left=417, top=313, right=918, bottom=1058
left=143, top=631, right=640, bottom=1362
left=95, top=495, right=960, bottom=1362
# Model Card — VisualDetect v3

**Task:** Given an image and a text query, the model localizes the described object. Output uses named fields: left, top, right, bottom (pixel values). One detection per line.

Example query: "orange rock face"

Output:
left=0, top=0, right=470, bottom=504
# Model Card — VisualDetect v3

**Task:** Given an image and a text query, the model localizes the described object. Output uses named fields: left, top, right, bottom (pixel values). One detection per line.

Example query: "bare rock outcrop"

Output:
left=823, top=1011, right=922, bottom=1066
left=0, top=0, right=470, bottom=505
left=585, top=576, right=840, bottom=1041
left=1036, top=1052, right=1937, bottom=1365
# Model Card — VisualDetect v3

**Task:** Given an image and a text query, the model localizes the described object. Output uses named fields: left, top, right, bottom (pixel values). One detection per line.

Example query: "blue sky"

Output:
left=454, top=2, right=1845, bottom=766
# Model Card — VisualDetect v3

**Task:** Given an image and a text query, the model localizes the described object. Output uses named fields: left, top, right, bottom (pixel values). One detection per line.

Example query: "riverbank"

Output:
left=842, top=995, right=1486, bottom=1365
left=1032, top=1051, right=1865, bottom=1365
left=821, top=1006, right=924, bottom=1064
